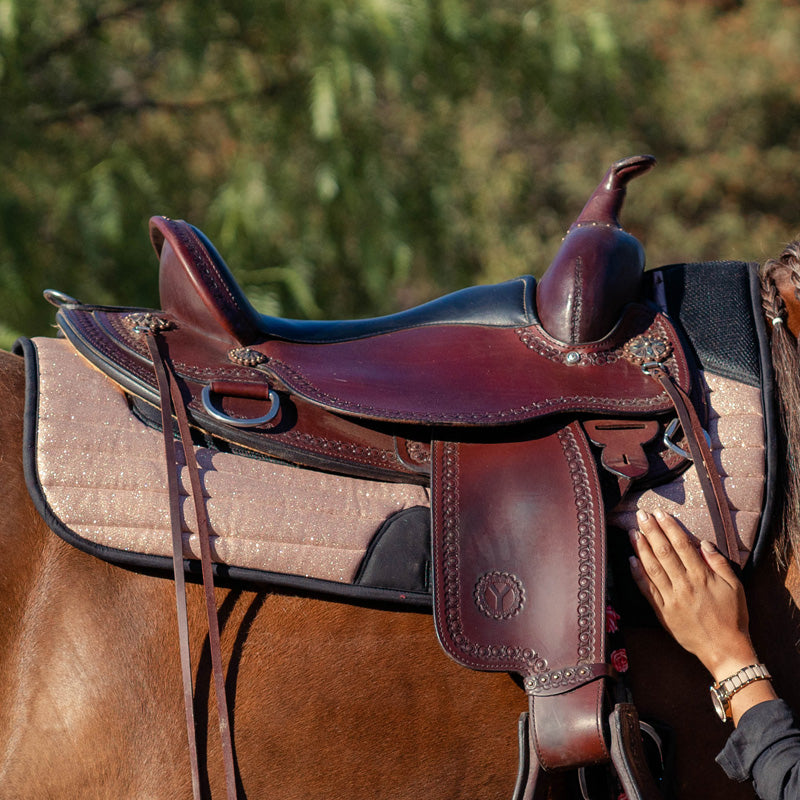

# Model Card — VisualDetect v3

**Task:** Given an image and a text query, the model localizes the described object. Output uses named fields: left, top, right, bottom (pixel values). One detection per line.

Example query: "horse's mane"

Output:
left=760, top=242, right=800, bottom=566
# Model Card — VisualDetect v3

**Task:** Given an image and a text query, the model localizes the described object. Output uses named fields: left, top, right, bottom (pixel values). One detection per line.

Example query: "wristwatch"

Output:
left=709, top=663, right=771, bottom=721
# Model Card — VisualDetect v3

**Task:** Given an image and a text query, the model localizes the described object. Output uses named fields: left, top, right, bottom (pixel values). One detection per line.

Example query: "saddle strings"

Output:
left=646, top=363, right=740, bottom=566
left=146, top=333, right=202, bottom=800
left=146, top=332, right=238, bottom=800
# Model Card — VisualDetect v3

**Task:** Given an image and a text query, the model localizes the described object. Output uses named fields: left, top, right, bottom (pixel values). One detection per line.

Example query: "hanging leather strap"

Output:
left=146, top=333, right=203, bottom=800
left=146, top=332, right=238, bottom=800
left=647, top=364, right=740, bottom=566
left=511, top=712, right=541, bottom=800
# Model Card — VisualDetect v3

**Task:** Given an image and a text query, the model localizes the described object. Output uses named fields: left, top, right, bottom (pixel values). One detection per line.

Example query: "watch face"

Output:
left=710, top=687, right=728, bottom=721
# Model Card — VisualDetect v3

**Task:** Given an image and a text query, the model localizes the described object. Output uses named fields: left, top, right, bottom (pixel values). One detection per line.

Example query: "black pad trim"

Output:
left=749, top=265, right=778, bottom=570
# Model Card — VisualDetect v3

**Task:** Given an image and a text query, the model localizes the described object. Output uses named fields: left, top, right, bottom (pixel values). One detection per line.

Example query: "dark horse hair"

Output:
left=760, top=242, right=800, bottom=566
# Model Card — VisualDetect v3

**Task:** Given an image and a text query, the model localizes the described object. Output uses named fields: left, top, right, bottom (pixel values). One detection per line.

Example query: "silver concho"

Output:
left=622, top=335, right=672, bottom=365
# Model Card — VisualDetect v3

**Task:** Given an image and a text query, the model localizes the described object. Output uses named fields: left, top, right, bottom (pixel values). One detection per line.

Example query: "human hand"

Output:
left=629, top=509, right=755, bottom=682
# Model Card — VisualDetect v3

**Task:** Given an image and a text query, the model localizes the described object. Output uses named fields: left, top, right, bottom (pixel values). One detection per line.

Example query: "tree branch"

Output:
left=24, top=0, right=166, bottom=71
left=36, top=81, right=299, bottom=126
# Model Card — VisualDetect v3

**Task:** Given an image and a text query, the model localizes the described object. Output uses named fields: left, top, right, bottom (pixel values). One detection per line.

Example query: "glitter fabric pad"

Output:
left=610, top=371, right=764, bottom=562
left=31, top=338, right=429, bottom=583
left=30, top=338, right=764, bottom=583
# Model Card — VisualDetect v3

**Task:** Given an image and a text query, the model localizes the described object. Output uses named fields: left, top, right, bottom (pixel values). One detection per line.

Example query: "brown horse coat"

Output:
left=2, top=342, right=791, bottom=799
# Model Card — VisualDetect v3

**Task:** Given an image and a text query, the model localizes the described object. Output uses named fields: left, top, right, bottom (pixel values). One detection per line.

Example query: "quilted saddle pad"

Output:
left=20, top=326, right=768, bottom=605
left=21, top=336, right=431, bottom=605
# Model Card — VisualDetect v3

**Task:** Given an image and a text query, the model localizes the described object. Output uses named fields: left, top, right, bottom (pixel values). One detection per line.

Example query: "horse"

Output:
left=2, top=227, right=800, bottom=798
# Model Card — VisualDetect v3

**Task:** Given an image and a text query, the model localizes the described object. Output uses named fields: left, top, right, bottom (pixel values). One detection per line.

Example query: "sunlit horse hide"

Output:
left=19, top=155, right=777, bottom=799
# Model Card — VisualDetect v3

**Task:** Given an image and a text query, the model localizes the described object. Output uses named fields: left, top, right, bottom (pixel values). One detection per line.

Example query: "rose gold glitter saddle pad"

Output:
left=19, top=336, right=432, bottom=607
left=20, top=323, right=770, bottom=603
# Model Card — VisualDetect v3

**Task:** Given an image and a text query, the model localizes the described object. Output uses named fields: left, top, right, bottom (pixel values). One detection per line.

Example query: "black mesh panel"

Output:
left=657, top=261, right=761, bottom=387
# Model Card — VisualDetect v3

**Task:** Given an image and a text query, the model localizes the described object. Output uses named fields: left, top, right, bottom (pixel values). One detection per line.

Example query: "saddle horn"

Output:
left=536, top=155, right=656, bottom=344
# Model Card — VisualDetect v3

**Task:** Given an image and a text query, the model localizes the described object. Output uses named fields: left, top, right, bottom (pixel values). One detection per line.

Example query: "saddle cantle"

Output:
left=42, top=155, right=750, bottom=799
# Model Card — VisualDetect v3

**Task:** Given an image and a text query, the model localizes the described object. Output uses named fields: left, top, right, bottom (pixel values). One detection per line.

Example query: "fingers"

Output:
left=633, top=509, right=694, bottom=583
left=629, top=509, right=716, bottom=610
left=628, top=516, right=672, bottom=608
left=628, top=548, right=664, bottom=611
left=630, top=509, right=744, bottom=597
left=644, top=510, right=717, bottom=577
left=699, top=539, right=741, bottom=587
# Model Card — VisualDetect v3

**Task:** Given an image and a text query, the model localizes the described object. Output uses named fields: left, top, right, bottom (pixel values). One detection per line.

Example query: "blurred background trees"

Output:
left=2, top=0, right=800, bottom=347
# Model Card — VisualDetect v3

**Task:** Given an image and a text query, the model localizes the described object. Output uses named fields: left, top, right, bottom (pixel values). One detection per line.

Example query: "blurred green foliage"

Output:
left=2, top=0, right=800, bottom=347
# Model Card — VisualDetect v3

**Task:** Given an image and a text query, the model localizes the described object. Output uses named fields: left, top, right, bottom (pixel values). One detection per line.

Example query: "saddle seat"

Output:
left=58, top=216, right=692, bottom=430
left=144, top=155, right=679, bottom=430
left=179, top=225, right=538, bottom=344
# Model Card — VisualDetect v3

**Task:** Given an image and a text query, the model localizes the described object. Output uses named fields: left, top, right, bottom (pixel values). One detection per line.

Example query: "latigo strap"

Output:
left=146, top=331, right=238, bottom=800
left=645, top=363, right=740, bottom=565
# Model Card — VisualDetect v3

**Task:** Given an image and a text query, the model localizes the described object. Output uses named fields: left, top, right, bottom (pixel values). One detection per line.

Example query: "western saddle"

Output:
left=50, top=155, right=739, bottom=800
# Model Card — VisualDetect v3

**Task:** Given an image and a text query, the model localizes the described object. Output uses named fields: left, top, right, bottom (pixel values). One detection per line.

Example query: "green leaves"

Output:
left=2, top=0, right=800, bottom=351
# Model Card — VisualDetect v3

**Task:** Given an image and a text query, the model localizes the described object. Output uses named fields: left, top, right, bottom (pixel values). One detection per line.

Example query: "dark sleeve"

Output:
left=716, top=699, right=800, bottom=800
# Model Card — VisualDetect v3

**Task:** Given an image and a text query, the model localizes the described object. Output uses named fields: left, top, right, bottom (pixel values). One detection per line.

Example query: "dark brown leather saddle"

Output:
left=49, top=155, right=740, bottom=799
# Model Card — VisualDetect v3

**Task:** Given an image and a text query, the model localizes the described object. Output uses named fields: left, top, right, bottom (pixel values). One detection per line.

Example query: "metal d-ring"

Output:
left=663, top=417, right=712, bottom=460
left=201, top=384, right=280, bottom=427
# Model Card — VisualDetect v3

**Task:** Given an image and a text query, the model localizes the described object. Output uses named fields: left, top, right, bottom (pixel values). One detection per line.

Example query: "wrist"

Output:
left=729, top=679, right=778, bottom=726
left=709, top=661, right=773, bottom=723
left=706, top=644, right=760, bottom=684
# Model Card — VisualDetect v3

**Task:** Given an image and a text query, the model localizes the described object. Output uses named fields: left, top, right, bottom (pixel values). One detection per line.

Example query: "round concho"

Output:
left=228, top=347, right=269, bottom=367
left=622, top=335, right=672, bottom=365
left=474, top=571, right=525, bottom=620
